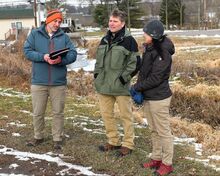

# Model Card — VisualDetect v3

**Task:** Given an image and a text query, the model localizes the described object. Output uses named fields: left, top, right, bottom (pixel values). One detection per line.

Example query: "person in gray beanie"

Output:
left=132, top=19, right=175, bottom=175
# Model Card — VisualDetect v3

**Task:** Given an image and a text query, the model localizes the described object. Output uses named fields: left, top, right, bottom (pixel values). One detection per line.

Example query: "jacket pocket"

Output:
left=94, top=71, right=104, bottom=91
left=110, top=48, right=129, bottom=70
left=111, top=77, right=127, bottom=93
left=95, top=45, right=106, bottom=68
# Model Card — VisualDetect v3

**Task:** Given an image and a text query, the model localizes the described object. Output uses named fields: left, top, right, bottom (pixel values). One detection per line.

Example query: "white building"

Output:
left=0, top=7, right=35, bottom=40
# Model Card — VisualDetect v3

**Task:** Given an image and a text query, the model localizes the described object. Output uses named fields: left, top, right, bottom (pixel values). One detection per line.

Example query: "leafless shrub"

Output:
left=170, top=117, right=220, bottom=153
left=0, top=31, right=31, bottom=88
left=171, top=83, right=220, bottom=127
left=85, top=39, right=100, bottom=59
left=67, top=69, right=95, bottom=96
left=171, top=49, right=220, bottom=85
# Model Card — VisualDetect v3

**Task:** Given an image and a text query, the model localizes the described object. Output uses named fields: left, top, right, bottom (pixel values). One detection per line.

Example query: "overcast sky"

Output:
left=0, top=0, right=87, bottom=6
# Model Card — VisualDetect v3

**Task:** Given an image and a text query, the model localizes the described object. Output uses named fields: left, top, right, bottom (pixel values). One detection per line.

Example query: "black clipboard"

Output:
left=49, top=48, right=70, bottom=60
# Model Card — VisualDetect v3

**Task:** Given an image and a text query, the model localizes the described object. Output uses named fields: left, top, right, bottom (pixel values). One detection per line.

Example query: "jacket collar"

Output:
left=105, top=25, right=126, bottom=44
left=143, top=43, right=154, bottom=51
left=37, top=24, right=64, bottom=38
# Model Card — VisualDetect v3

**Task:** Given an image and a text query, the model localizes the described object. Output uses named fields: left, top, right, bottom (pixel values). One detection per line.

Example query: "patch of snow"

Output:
left=85, top=27, right=101, bottom=32
left=7, top=122, right=26, bottom=128
left=185, top=156, right=220, bottom=172
left=0, top=145, right=109, bottom=176
left=64, top=134, right=70, bottom=138
left=0, top=88, right=30, bottom=100
left=208, top=155, right=220, bottom=161
left=12, top=133, right=21, bottom=137
left=67, top=57, right=95, bottom=72
left=83, top=127, right=93, bottom=132
left=179, top=45, right=220, bottom=52
left=30, top=160, right=41, bottom=164
left=195, top=143, right=203, bottom=156
left=0, top=173, right=28, bottom=176
left=0, top=115, right=8, bottom=119
left=9, top=163, right=19, bottom=169
left=174, top=137, right=196, bottom=144
left=19, top=110, right=32, bottom=116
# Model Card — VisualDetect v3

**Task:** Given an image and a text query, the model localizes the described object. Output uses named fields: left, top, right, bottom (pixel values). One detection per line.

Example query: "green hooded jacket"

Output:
left=94, top=26, right=140, bottom=96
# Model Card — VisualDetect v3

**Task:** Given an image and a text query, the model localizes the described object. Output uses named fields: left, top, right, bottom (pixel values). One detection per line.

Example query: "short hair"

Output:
left=110, top=8, right=127, bottom=22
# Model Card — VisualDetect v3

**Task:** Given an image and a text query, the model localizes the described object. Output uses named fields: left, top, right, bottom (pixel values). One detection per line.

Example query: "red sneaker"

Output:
left=156, top=163, right=173, bottom=175
left=143, top=159, right=162, bottom=169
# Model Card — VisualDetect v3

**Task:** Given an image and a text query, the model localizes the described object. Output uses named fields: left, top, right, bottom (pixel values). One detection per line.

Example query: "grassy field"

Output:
left=0, top=33, right=219, bottom=175
left=0, top=86, right=219, bottom=176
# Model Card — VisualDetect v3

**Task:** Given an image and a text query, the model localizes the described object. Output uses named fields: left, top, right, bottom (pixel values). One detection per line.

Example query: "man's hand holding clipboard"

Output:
left=44, top=48, right=70, bottom=65
left=49, top=48, right=70, bottom=60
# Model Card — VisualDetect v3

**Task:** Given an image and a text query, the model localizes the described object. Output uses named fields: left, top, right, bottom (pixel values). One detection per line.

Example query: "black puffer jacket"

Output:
left=133, top=36, right=175, bottom=100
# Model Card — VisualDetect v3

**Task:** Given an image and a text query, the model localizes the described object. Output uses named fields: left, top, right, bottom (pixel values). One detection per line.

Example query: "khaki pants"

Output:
left=143, top=97, right=173, bottom=165
left=31, top=85, right=66, bottom=142
left=98, top=94, right=134, bottom=149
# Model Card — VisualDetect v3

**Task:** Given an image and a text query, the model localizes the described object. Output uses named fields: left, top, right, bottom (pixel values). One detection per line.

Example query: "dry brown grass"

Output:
left=85, top=39, right=100, bottom=59
left=170, top=117, right=220, bottom=153
left=67, top=69, right=95, bottom=96
left=0, top=31, right=31, bottom=75
left=171, top=83, right=220, bottom=127
left=171, top=37, right=220, bottom=46
left=0, top=32, right=31, bottom=90
left=1, top=34, right=219, bottom=128
left=0, top=35, right=220, bottom=156
left=171, top=47, right=220, bottom=85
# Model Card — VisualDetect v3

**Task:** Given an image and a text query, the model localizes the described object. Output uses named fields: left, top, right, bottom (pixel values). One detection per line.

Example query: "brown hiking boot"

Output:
left=26, top=138, right=44, bottom=147
left=99, top=143, right=121, bottom=152
left=116, top=146, right=132, bottom=157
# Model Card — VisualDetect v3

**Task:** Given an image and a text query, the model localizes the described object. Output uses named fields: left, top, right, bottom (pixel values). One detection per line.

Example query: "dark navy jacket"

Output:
left=134, top=36, right=175, bottom=100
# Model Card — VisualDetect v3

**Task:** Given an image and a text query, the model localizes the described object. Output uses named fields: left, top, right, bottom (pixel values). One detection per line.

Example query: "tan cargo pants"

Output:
left=98, top=93, right=135, bottom=149
left=143, top=96, right=173, bottom=165
left=31, top=85, right=66, bottom=142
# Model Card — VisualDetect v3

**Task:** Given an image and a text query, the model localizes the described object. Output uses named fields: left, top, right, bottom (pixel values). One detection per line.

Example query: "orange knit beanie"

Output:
left=46, top=9, right=63, bottom=24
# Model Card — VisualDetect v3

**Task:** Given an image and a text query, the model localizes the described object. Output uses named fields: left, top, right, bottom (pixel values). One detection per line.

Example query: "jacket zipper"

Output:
left=49, top=38, right=54, bottom=85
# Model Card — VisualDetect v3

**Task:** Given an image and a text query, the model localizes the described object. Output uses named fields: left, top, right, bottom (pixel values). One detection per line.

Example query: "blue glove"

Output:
left=133, top=92, right=144, bottom=105
left=129, top=87, right=144, bottom=105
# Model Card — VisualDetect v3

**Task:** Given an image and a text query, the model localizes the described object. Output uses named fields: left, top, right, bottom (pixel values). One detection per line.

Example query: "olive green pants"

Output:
left=143, top=97, right=173, bottom=165
left=98, top=93, right=135, bottom=149
left=31, top=85, right=66, bottom=142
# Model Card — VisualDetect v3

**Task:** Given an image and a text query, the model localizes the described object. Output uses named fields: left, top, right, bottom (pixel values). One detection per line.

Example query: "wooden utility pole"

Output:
left=198, top=0, right=201, bottom=29
left=34, top=0, right=37, bottom=27
left=203, top=0, right=207, bottom=29
left=127, top=0, right=131, bottom=31
left=165, top=0, right=168, bottom=29
left=180, top=0, right=183, bottom=29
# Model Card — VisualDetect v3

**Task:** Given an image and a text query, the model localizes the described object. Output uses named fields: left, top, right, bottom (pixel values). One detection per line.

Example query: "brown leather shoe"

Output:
left=26, top=138, right=44, bottom=147
left=99, top=143, right=121, bottom=152
left=53, top=141, right=62, bottom=150
left=116, top=146, right=132, bottom=157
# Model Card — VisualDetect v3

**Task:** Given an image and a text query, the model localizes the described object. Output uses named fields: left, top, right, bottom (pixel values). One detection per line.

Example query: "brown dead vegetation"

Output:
left=170, top=117, right=220, bottom=154
left=0, top=34, right=219, bottom=153
left=171, top=83, right=220, bottom=127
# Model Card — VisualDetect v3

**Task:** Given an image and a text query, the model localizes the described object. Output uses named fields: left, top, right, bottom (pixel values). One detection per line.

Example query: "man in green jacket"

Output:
left=94, top=9, right=140, bottom=156
left=24, top=9, right=77, bottom=150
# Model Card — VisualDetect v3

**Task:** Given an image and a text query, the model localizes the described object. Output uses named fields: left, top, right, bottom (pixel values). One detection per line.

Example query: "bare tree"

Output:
left=45, top=0, right=64, bottom=10
left=77, top=0, right=95, bottom=6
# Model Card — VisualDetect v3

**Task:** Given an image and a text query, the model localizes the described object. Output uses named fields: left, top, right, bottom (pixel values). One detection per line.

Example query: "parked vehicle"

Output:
left=60, top=17, right=82, bottom=33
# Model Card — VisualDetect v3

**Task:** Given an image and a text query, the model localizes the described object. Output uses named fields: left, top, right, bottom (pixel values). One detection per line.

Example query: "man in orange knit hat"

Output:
left=24, top=9, right=77, bottom=150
